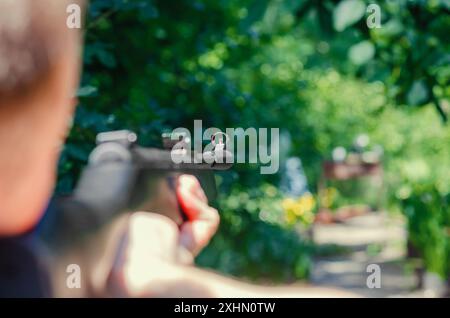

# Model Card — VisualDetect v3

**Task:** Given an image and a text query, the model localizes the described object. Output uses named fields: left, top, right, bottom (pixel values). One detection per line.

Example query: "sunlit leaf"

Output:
left=348, top=41, right=375, bottom=65
left=76, top=86, right=98, bottom=97
left=333, top=0, right=366, bottom=31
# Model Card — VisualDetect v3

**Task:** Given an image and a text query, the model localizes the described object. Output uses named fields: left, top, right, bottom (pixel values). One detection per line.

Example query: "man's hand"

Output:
left=176, top=175, right=220, bottom=257
left=110, top=212, right=184, bottom=297
left=136, top=174, right=219, bottom=261
left=106, top=174, right=220, bottom=296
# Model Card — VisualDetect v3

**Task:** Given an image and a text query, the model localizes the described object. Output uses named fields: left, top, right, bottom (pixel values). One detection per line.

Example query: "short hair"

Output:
left=0, top=0, right=82, bottom=99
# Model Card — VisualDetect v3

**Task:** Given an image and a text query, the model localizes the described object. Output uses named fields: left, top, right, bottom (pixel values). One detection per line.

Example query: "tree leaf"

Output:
left=348, top=41, right=375, bottom=65
left=76, top=86, right=98, bottom=97
left=333, top=0, right=366, bottom=31
left=407, top=80, right=429, bottom=106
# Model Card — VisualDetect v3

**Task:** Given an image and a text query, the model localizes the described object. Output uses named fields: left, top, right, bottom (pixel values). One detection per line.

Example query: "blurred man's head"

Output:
left=0, top=0, right=83, bottom=235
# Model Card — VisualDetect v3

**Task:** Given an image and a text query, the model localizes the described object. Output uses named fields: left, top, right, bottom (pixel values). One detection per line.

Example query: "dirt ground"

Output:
left=309, top=212, right=430, bottom=297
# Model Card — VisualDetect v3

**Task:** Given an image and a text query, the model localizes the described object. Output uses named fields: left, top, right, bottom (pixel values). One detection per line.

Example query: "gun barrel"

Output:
left=132, top=147, right=232, bottom=171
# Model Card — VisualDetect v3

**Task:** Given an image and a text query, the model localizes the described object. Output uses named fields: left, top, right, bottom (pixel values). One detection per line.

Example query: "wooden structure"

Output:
left=317, top=159, right=384, bottom=214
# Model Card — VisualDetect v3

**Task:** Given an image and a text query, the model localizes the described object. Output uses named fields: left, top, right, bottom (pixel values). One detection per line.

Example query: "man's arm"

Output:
left=142, top=264, right=359, bottom=298
left=109, top=212, right=357, bottom=298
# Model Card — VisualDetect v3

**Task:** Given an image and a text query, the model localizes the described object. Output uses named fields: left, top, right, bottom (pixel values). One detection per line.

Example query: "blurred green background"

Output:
left=57, top=0, right=449, bottom=282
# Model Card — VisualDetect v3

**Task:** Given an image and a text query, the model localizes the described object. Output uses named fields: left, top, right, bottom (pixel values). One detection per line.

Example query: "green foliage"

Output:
left=58, top=0, right=450, bottom=281
left=197, top=184, right=312, bottom=282
left=295, top=0, right=450, bottom=121
left=401, top=184, right=449, bottom=278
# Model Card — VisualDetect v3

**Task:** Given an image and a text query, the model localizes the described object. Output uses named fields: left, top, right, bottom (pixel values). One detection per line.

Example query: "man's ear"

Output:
left=0, top=37, right=82, bottom=237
